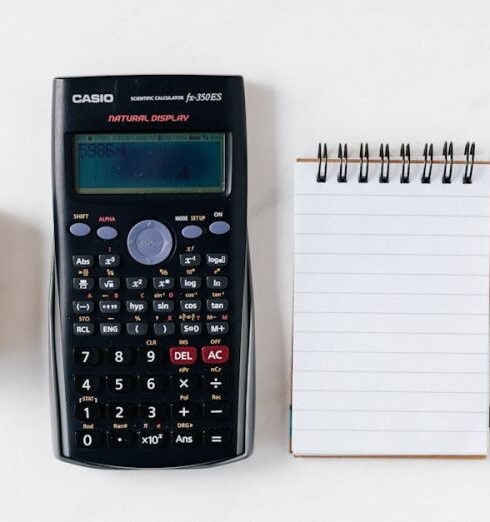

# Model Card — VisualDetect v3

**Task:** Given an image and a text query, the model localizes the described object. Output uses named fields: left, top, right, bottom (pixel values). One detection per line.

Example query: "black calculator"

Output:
left=50, top=75, right=254, bottom=468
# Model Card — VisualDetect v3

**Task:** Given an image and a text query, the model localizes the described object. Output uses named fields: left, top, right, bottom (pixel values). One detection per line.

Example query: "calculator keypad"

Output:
left=69, top=219, right=234, bottom=459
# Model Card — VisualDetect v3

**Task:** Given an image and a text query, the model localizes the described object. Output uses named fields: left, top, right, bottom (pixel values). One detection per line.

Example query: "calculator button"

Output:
left=99, top=300, right=121, bottom=313
left=127, top=220, right=173, bottom=265
left=72, top=255, right=94, bottom=268
left=127, top=322, right=148, bottom=336
left=140, top=403, right=166, bottom=421
left=152, top=300, right=174, bottom=313
left=73, top=323, right=95, bottom=336
left=205, top=374, right=230, bottom=392
left=106, top=347, right=133, bottom=365
left=139, top=429, right=167, bottom=448
left=99, top=277, right=120, bottom=290
left=73, top=278, right=94, bottom=291
left=181, top=225, right=203, bottom=239
left=202, top=345, right=229, bottom=364
left=69, top=223, right=91, bottom=237
left=153, top=277, right=174, bottom=290
left=180, top=299, right=201, bottom=312
left=180, top=276, right=201, bottom=290
left=153, top=322, right=176, bottom=336
left=100, top=323, right=121, bottom=336
left=140, top=375, right=165, bottom=392
left=73, top=301, right=94, bottom=314
left=126, top=277, right=147, bottom=290
left=172, top=429, right=199, bottom=447
left=74, top=375, right=102, bottom=393
left=180, top=322, right=202, bottom=336
left=209, top=221, right=230, bottom=235
left=204, top=429, right=231, bottom=448
left=97, top=226, right=118, bottom=240
left=75, top=402, right=102, bottom=421
left=74, top=347, right=100, bottom=366
left=107, top=403, right=135, bottom=422
left=179, top=253, right=201, bottom=267
left=170, top=373, right=200, bottom=392
left=204, top=401, right=230, bottom=420
left=108, top=429, right=136, bottom=448
left=107, top=375, right=134, bottom=393
left=206, top=299, right=229, bottom=312
left=169, top=346, right=197, bottom=365
left=206, top=276, right=228, bottom=290
left=139, top=347, right=166, bottom=365
left=99, top=254, right=120, bottom=267
left=206, top=254, right=228, bottom=267
left=206, top=322, right=229, bottom=335
left=76, top=430, right=103, bottom=449
left=172, top=401, right=200, bottom=421
left=126, top=300, right=148, bottom=313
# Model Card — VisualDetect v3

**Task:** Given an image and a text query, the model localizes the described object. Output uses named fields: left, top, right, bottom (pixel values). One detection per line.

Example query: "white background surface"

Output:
left=1, top=0, right=490, bottom=521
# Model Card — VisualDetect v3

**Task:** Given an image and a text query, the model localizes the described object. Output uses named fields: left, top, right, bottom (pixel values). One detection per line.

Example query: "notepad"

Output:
left=291, top=146, right=490, bottom=457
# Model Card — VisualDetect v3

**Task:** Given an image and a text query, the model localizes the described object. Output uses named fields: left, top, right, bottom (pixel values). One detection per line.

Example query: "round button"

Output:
left=127, top=220, right=173, bottom=265
left=97, top=226, right=118, bottom=240
left=181, top=225, right=203, bottom=239
left=209, top=221, right=230, bottom=235
left=69, top=223, right=91, bottom=237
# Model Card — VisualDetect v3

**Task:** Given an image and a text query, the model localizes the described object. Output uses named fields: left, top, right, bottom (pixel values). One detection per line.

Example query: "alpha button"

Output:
left=127, top=220, right=173, bottom=265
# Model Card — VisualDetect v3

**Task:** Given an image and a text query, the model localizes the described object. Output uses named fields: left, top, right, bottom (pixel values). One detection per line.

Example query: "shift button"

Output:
left=69, top=223, right=91, bottom=237
left=209, top=221, right=230, bottom=235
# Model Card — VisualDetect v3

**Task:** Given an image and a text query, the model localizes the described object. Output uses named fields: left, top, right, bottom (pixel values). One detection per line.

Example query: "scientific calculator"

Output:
left=50, top=75, right=254, bottom=468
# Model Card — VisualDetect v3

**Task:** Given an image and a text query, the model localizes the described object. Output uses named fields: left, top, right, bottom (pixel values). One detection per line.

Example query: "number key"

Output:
left=140, top=376, right=165, bottom=393
left=76, top=430, right=103, bottom=449
left=74, top=375, right=101, bottom=393
left=139, top=347, right=165, bottom=365
left=107, top=375, right=134, bottom=393
left=106, top=347, right=133, bottom=365
left=107, top=403, right=135, bottom=422
left=74, top=347, right=99, bottom=366
left=140, top=402, right=166, bottom=421
left=75, top=402, right=102, bottom=422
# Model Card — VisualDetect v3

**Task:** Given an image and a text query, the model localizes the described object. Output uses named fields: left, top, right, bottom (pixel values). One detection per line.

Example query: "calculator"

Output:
left=50, top=75, right=254, bottom=468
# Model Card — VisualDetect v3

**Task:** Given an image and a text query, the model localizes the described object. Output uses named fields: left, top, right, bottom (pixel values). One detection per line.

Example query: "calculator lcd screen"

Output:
left=74, top=133, right=226, bottom=194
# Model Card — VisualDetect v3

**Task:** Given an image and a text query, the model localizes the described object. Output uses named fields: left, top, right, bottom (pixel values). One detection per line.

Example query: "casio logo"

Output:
left=72, top=94, right=114, bottom=104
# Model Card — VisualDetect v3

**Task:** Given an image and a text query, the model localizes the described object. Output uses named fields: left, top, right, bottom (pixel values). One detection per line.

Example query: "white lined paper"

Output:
left=291, top=160, right=490, bottom=456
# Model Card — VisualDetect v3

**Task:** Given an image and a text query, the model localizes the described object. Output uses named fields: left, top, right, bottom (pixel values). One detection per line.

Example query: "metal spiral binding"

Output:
left=338, top=143, right=348, bottom=182
left=316, top=143, right=327, bottom=182
left=422, top=143, right=433, bottom=183
left=314, top=142, right=477, bottom=183
left=400, top=143, right=411, bottom=183
left=463, top=142, right=475, bottom=184
left=379, top=144, right=390, bottom=183
left=359, top=143, right=369, bottom=182
left=442, top=142, right=453, bottom=183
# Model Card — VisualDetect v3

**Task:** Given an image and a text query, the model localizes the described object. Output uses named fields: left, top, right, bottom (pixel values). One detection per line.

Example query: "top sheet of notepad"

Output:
left=291, top=160, right=490, bottom=456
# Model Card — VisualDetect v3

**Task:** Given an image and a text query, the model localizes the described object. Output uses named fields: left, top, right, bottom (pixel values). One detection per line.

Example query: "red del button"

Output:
left=202, top=345, right=229, bottom=364
left=169, top=346, right=197, bottom=365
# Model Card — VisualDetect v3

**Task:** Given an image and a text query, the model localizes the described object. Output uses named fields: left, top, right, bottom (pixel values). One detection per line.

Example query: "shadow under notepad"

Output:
left=246, top=82, right=289, bottom=461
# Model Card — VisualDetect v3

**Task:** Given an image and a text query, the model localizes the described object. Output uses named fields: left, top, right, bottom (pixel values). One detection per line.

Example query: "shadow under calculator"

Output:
left=246, top=82, right=289, bottom=462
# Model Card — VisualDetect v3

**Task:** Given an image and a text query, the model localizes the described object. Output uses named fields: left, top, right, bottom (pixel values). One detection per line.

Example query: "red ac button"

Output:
left=202, top=345, right=229, bottom=364
left=170, top=346, right=197, bottom=365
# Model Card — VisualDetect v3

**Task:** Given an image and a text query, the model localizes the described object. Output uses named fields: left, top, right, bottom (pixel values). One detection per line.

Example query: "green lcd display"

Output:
left=74, top=133, right=225, bottom=194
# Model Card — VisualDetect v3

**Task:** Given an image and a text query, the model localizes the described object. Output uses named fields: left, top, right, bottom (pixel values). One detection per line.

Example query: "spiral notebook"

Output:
left=291, top=143, right=490, bottom=457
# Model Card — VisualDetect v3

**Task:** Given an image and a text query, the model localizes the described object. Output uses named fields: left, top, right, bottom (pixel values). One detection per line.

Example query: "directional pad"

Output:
left=127, top=220, right=173, bottom=265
